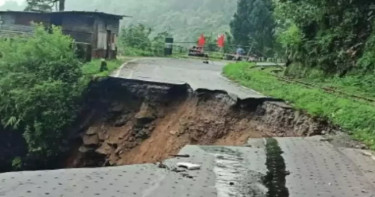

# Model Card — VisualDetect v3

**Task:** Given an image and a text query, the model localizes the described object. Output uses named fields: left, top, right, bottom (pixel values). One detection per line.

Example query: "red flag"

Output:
left=217, top=34, right=225, bottom=48
left=198, top=34, right=206, bottom=47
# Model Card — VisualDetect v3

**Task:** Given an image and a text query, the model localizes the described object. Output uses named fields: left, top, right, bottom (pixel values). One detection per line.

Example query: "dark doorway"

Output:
left=106, top=30, right=112, bottom=59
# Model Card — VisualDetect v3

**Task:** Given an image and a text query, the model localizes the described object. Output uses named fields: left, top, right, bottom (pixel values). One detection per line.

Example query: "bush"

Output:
left=0, top=25, right=82, bottom=158
left=118, top=24, right=171, bottom=57
left=81, top=59, right=124, bottom=77
left=358, top=28, right=375, bottom=73
left=273, top=0, right=375, bottom=75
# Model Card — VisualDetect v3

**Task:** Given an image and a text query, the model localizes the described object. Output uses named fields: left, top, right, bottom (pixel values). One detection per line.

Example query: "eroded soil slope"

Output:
left=66, top=78, right=338, bottom=167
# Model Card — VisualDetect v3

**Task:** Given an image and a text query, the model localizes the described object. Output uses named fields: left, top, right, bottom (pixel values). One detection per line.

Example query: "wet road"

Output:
left=112, top=58, right=265, bottom=99
left=1, top=137, right=375, bottom=197
left=1, top=58, right=375, bottom=196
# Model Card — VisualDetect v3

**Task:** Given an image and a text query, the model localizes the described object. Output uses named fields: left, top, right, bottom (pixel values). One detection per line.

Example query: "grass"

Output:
left=81, top=58, right=125, bottom=78
left=223, top=62, right=375, bottom=148
left=284, top=63, right=375, bottom=100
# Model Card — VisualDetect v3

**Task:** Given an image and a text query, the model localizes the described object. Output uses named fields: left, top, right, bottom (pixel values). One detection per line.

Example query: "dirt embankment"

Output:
left=66, top=78, right=338, bottom=167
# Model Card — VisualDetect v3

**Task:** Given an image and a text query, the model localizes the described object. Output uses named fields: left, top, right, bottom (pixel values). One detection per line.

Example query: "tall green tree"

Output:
left=25, top=0, right=65, bottom=11
left=230, top=0, right=276, bottom=56
left=274, top=0, right=375, bottom=75
left=119, top=24, right=152, bottom=51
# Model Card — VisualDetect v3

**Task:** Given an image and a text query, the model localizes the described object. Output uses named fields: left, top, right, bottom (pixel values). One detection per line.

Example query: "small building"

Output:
left=0, top=11, right=124, bottom=60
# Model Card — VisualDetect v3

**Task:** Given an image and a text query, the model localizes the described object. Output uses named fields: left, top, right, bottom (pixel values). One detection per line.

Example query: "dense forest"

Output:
left=229, top=0, right=375, bottom=76
left=273, top=0, right=375, bottom=76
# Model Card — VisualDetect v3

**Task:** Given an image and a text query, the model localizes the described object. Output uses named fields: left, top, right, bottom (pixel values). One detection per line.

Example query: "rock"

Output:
left=115, top=147, right=123, bottom=155
left=106, top=138, right=119, bottom=146
left=356, top=144, right=367, bottom=149
left=96, top=143, right=113, bottom=155
left=110, top=102, right=125, bottom=113
left=135, top=103, right=157, bottom=123
left=86, top=127, right=99, bottom=135
left=134, top=128, right=151, bottom=140
left=78, top=146, right=95, bottom=153
left=114, top=114, right=129, bottom=127
left=97, top=131, right=107, bottom=141
left=83, top=134, right=99, bottom=146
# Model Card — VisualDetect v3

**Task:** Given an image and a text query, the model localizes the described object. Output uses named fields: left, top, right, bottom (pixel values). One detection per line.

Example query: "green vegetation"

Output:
left=226, top=0, right=375, bottom=146
left=0, top=25, right=82, bottom=161
left=118, top=24, right=169, bottom=57
left=230, top=0, right=275, bottom=56
left=285, top=64, right=375, bottom=100
left=229, top=0, right=375, bottom=76
left=274, top=0, right=375, bottom=75
left=2, top=0, right=236, bottom=42
left=11, top=157, right=22, bottom=170
left=223, top=63, right=375, bottom=148
left=81, top=59, right=123, bottom=78
left=0, top=25, right=123, bottom=169
left=65, top=0, right=236, bottom=42
left=25, top=0, right=65, bottom=11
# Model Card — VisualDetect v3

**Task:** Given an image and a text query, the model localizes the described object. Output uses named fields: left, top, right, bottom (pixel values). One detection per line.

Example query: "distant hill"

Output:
left=65, top=0, right=237, bottom=42
left=0, top=0, right=237, bottom=42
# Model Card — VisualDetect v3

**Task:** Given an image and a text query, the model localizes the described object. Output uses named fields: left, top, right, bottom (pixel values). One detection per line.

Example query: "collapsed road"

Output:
left=1, top=58, right=375, bottom=197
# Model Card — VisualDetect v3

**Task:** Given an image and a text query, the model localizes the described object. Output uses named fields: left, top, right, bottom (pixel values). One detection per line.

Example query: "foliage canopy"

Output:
left=0, top=25, right=82, bottom=159
left=274, top=0, right=375, bottom=75
left=230, top=0, right=276, bottom=56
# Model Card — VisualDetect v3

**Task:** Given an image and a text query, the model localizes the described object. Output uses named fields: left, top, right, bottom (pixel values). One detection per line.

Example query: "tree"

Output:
left=151, top=31, right=170, bottom=56
left=25, top=0, right=65, bottom=11
left=118, top=24, right=153, bottom=56
left=65, top=0, right=237, bottom=42
left=230, top=0, right=276, bottom=57
left=274, top=0, right=375, bottom=75
left=0, top=25, right=82, bottom=161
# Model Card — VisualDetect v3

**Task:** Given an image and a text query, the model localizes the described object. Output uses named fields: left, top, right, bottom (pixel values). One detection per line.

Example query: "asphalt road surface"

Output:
left=1, top=58, right=375, bottom=196
left=1, top=137, right=375, bottom=197
left=112, top=58, right=265, bottom=99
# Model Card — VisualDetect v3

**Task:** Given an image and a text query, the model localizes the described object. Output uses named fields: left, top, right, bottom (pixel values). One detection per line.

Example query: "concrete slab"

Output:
left=0, top=145, right=267, bottom=197
left=112, top=58, right=265, bottom=100
left=277, top=136, right=375, bottom=197
left=2, top=137, right=375, bottom=197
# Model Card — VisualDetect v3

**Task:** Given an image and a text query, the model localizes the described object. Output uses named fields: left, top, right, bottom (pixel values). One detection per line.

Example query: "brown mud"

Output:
left=65, top=78, right=339, bottom=167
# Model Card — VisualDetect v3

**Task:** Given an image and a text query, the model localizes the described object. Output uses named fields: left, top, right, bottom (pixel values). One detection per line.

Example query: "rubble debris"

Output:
left=171, top=154, right=190, bottom=158
left=66, top=78, right=339, bottom=168
left=177, top=162, right=201, bottom=170
left=82, top=134, right=99, bottom=146
left=158, top=162, right=168, bottom=169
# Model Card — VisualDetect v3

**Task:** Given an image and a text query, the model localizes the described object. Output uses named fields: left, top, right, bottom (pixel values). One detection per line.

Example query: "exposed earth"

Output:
left=66, top=78, right=335, bottom=168
left=1, top=58, right=375, bottom=197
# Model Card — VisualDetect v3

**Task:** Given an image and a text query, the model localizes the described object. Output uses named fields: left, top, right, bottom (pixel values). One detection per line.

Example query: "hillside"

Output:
left=65, top=0, right=237, bottom=42
left=0, top=0, right=236, bottom=41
